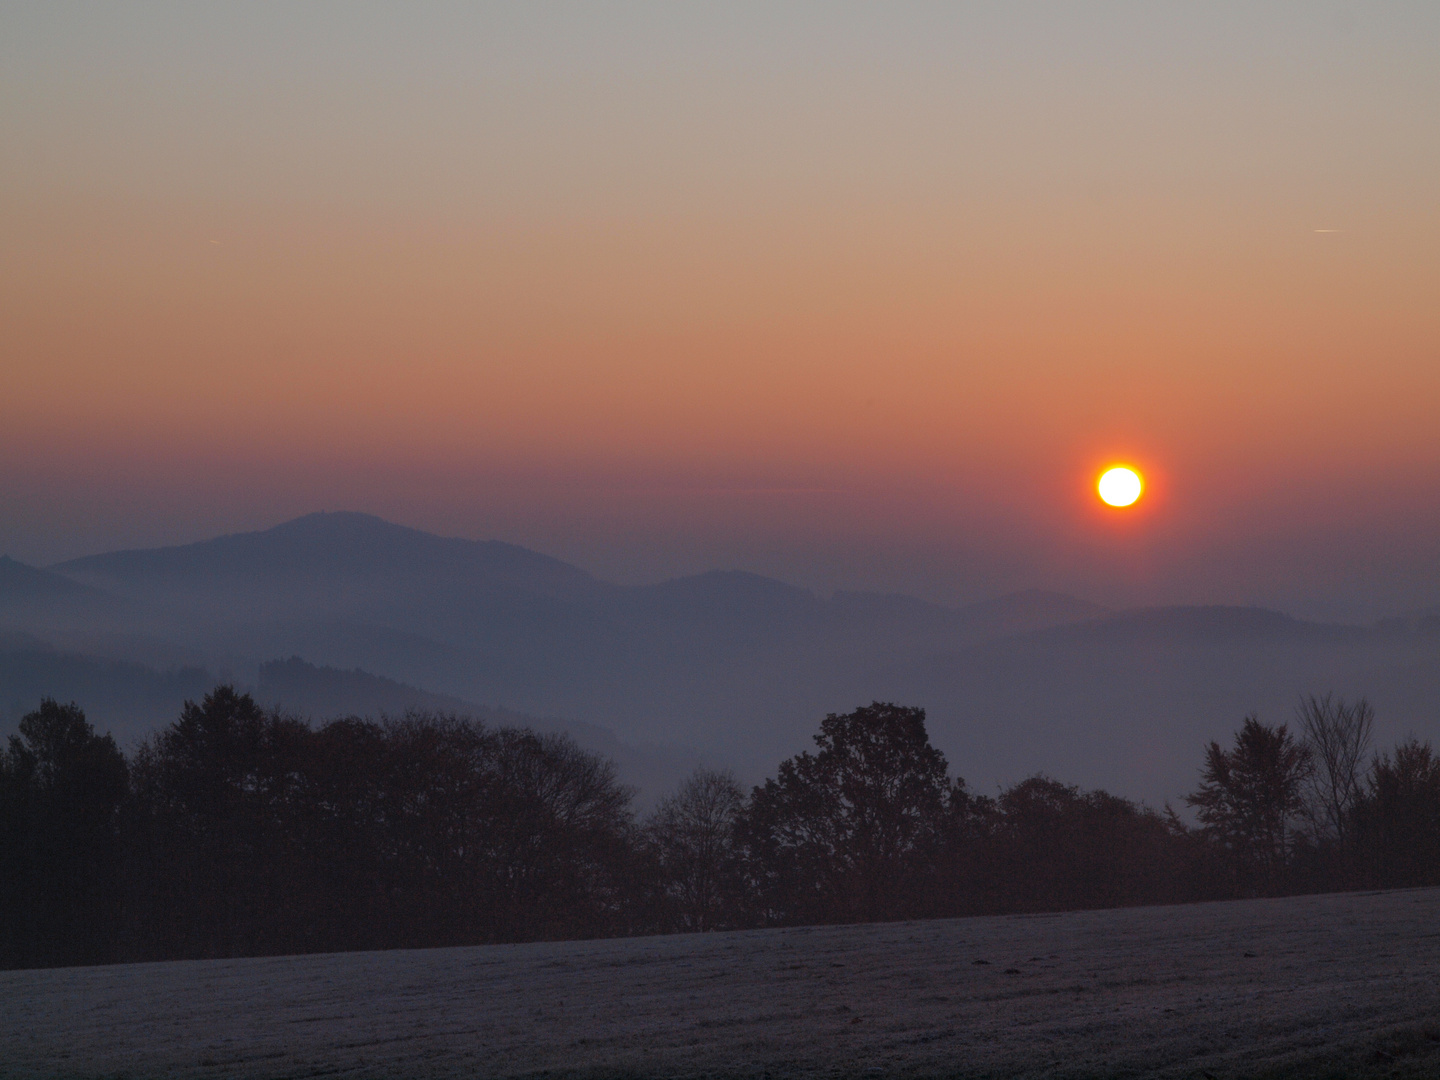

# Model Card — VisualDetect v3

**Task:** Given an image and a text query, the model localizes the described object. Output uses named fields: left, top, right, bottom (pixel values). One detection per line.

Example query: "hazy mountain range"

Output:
left=3, top=512, right=1437, bottom=806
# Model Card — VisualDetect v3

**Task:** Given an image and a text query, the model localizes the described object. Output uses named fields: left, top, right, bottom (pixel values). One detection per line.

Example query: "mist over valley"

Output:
left=4, top=511, right=1436, bottom=808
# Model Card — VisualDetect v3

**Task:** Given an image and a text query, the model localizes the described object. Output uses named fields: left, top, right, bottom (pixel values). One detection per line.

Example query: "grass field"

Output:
left=4, top=888, right=1438, bottom=1079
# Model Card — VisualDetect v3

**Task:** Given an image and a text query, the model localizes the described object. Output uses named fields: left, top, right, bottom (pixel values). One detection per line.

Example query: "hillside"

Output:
left=4, top=887, right=1437, bottom=1078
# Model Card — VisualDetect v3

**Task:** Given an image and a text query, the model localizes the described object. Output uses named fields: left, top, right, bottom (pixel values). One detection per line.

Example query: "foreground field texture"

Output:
left=5, top=889, right=1439, bottom=1079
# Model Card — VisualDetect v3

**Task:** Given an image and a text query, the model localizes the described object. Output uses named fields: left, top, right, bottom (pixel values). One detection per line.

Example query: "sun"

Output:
left=1098, top=466, right=1143, bottom=507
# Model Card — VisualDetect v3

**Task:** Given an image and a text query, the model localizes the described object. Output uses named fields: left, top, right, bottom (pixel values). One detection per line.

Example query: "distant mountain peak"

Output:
left=262, top=511, right=430, bottom=541
left=50, top=512, right=601, bottom=600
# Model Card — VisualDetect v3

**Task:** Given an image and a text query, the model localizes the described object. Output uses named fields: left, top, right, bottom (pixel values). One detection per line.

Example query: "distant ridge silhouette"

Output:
left=1, top=511, right=1432, bottom=805
left=54, top=511, right=600, bottom=599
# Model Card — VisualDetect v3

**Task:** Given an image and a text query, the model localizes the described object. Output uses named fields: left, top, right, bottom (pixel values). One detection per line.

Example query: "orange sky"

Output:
left=2, top=4, right=1438, bottom=616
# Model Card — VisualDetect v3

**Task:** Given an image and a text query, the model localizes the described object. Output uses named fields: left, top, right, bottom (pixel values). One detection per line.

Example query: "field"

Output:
left=4, top=888, right=1439, bottom=1079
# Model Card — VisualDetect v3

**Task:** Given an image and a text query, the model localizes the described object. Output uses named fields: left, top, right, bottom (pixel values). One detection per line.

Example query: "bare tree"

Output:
left=645, top=768, right=745, bottom=931
left=1296, top=694, right=1373, bottom=846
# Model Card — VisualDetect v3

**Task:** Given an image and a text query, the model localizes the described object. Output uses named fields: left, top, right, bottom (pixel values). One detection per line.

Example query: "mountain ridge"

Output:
left=8, top=512, right=1434, bottom=806
left=52, top=511, right=604, bottom=601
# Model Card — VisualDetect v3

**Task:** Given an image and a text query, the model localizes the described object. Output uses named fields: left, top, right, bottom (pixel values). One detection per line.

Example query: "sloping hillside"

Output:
left=4, top=888, right=1436, bottom=1078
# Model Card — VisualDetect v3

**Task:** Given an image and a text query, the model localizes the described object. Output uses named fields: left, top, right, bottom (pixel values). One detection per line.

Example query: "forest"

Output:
left=2, top=690, right=1437, bottom=969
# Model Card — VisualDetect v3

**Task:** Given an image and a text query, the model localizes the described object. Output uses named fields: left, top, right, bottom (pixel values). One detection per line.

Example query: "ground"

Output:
left=4, top=889, right=1439, bottom=1079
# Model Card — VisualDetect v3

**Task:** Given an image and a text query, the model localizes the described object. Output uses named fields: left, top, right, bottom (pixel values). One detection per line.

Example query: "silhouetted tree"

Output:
left=0, top=700, right=127, bottom=967
left=977, top=776, right=1195, bottom=913
left=1186, top=716, right=1311, bottom=894
left=644, top=768, right=746, bottom=931
left=124, top=686, right=310, bottom=958
left=286, top=716, right=391, bottom=952
left=1297, top=693, right=1373, bottom=848
left=478, top=725, right=636, bottom=941
left=124, top=696, right=638, bottom=957
left=16, top=681, right=1440, bottom=971
left=345, top=712, right=496, bottom=950
left=739, top=703, right=958, bottom=924
left=926, top=785, right=997, bottom=918
left=1352, top=738, right=1440, bottom=888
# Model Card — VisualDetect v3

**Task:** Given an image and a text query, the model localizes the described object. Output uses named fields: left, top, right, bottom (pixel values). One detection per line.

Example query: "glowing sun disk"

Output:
left=1098, top=467, right=1143, bottom=507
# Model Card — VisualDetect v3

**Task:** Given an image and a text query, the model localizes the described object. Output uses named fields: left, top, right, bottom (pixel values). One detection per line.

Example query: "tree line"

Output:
left=2, top=690, right=1437, bottom=969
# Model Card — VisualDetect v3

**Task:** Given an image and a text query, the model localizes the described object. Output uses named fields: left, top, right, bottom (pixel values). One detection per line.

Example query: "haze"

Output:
left=4, top=2, right=1439, bottom=621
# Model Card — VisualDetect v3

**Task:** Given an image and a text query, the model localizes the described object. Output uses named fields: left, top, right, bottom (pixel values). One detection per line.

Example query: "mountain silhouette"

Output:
left=3, top=512, right=1432, bottom=805
left=55, top=511, right=602, bottom=609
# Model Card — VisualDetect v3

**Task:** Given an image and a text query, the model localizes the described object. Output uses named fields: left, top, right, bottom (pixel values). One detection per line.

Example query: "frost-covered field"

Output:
left=4, top=889, right=1439, bottom=1079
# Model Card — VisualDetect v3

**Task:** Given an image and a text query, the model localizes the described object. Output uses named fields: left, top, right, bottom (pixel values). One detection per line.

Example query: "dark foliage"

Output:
left=643, top=767, right=747, bottom=932
left=1352, top=738, right=1440, bottom=889
left=3, top=688, right=1437, bottom=970
left=118, top=688, right=636, bottom=961
left=0, top=700, right=128, bottom=967
left=962, top=777, right=1205, bottom=914
left=737, top=703, right=958, bottom=924
left=1185, top=715, right=1312, bottom=895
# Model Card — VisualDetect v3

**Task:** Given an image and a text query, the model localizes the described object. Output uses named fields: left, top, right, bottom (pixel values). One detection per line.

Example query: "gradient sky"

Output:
left=3, top=2, right=1438, bottom=617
